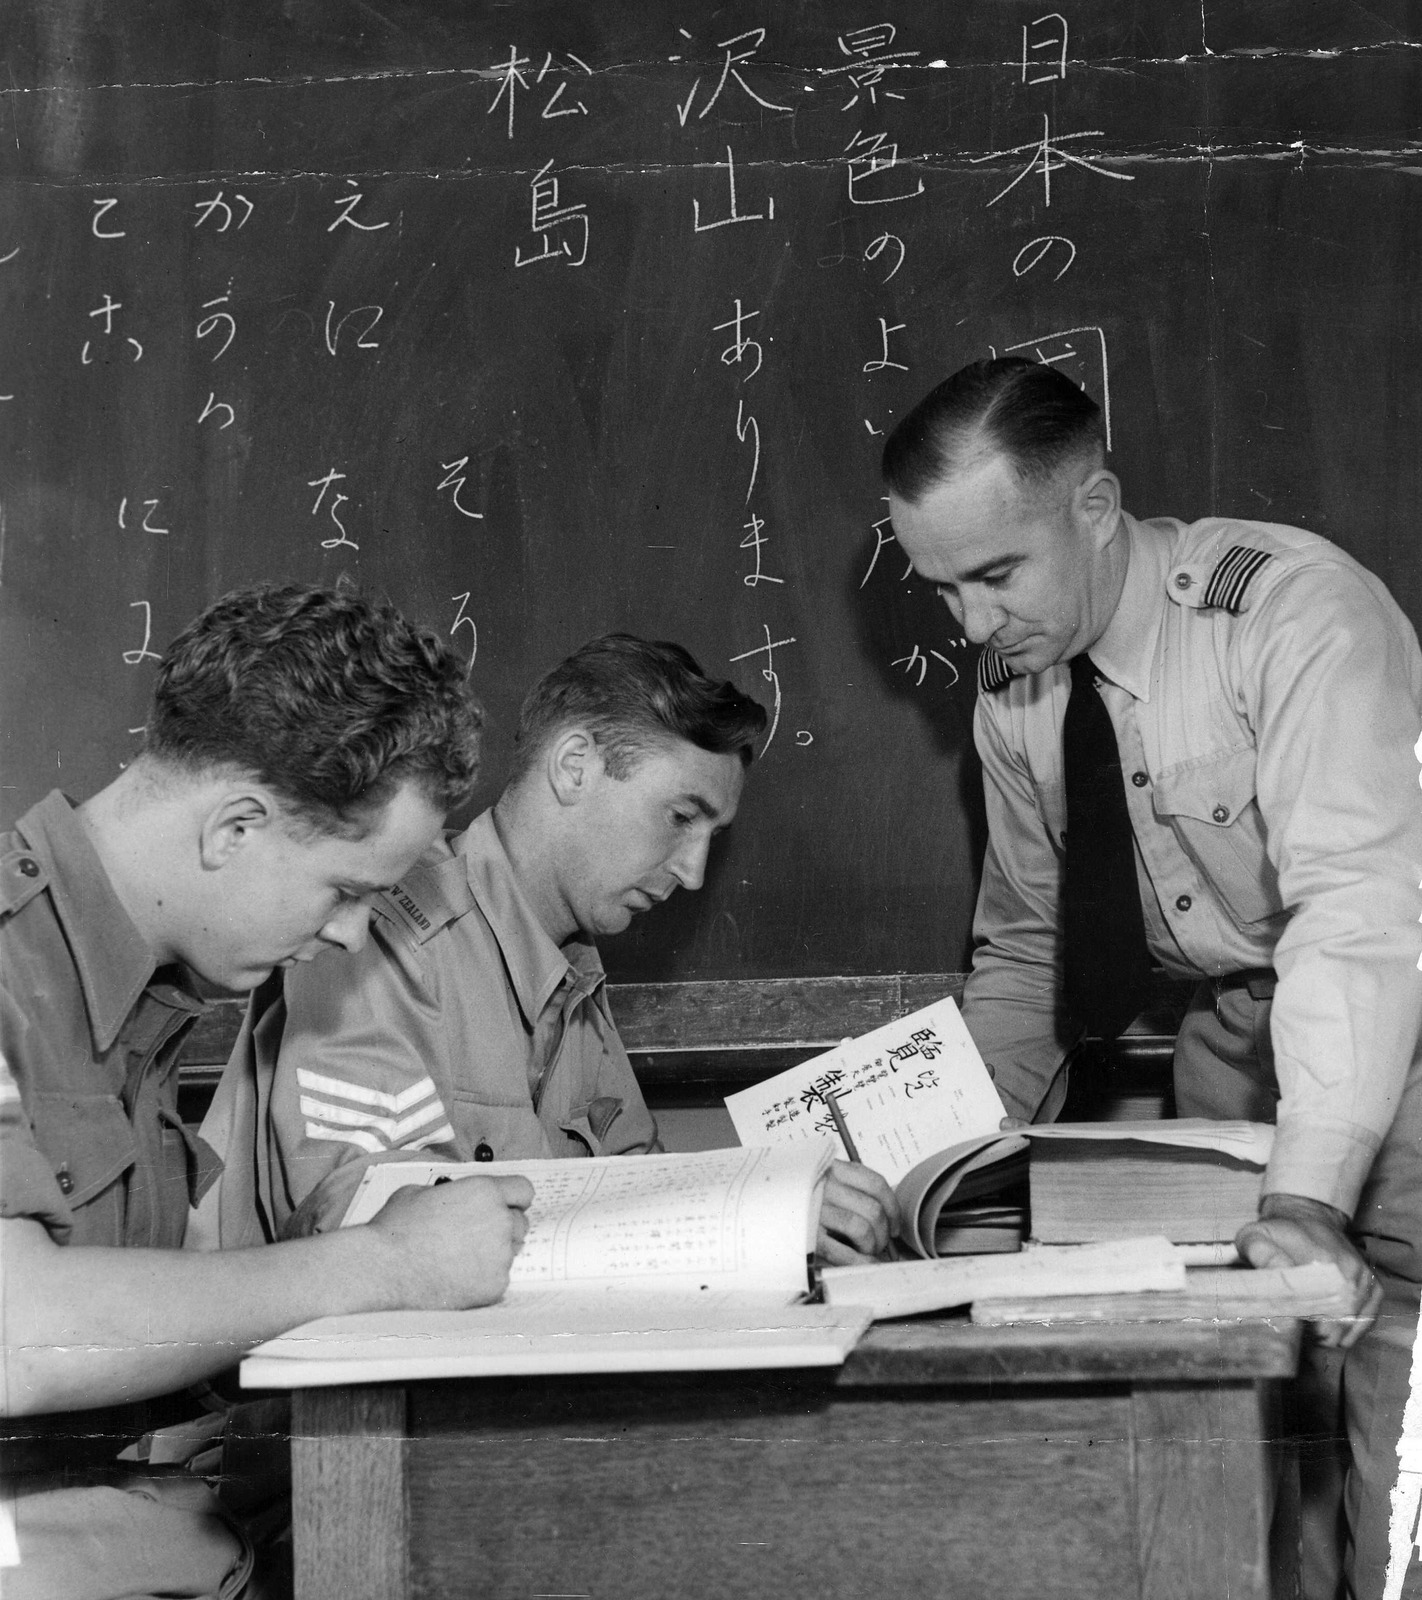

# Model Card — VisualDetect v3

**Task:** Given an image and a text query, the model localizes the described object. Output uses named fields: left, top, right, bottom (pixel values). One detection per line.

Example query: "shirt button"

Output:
left=1212, top=804, right=1230, bottom=822
left=16, top=857, right=38, bottom=877
left=1175, top=894, right=1193, bottom=912
left=56, top=1166, right=74, bottom=1196
left=473, top=1142, right=494, bottom=1162
left=1174, top=573, right=1193, bottom=590
left=1131, top=771, right=1149, bottom=788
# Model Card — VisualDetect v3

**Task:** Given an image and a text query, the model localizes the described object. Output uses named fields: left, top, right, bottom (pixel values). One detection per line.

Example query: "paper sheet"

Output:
left=821, top=1236, right=1186, bottom=1319
left=241, top=1290, right=872, bottom=1386
left=724, top=995, right=1006, bottom=1186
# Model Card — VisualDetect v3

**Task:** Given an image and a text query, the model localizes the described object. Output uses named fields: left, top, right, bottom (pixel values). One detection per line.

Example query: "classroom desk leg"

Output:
left=291, top=1385, right=409, bottom=1600
left=1131, top=1380, right=1279, bottom=1599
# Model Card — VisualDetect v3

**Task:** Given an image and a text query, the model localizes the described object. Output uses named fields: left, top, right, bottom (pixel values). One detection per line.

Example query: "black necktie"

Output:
left=1062, top=655, right=1153, bottom=1038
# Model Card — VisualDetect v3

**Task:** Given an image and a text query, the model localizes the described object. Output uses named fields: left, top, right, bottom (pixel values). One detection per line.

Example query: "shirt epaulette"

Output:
left=0, top=844, right=49, bottom=919
left=378, top=857, right=469, bottom=945
left=1201, top=545, right=1276, bottom=614
left=977, top=648, right=1016, bottom=695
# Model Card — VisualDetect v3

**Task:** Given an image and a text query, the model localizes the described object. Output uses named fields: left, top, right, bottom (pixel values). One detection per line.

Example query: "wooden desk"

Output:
left=288, top=1314, right=1301, bottom=1600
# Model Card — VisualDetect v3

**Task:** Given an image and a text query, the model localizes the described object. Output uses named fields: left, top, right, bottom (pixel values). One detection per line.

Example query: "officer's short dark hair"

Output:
left=146, top=582, right=483, bottom=833
left=882, top=357, right=1105, bottom=503
left=511, top=634, right=767, bottom=783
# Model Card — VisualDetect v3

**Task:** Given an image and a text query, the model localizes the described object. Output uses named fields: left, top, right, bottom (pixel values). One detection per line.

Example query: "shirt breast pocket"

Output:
left=1151, top=748, right=1285, bottom=928
left=29, top=1091, right=139, bottom=1242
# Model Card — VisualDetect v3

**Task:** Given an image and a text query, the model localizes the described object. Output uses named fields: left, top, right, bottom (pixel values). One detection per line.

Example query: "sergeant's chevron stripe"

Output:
left=1202, top=545, right=1273, bottom=613
left=977, top=648, right=1015, bottom=694
left=296, top=1067, right=455, bottom=1153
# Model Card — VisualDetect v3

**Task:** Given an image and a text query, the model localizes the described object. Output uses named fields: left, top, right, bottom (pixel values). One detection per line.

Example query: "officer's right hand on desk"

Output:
left=365, top=1175, right=534, bottom=1309
left=1235, top=1193, right=1385, bottom=1350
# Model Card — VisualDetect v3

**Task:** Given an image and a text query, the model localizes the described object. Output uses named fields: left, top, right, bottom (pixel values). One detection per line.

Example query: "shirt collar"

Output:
left=16, top=790, right=166, bottom=1053
left=456, top=810, right=605, bottom=1026
left=1087, top=512, right=1173, bottom=703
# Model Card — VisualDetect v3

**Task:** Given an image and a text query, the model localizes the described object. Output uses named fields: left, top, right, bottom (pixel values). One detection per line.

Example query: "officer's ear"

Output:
left=546, top=729, right=600, bottom=809
left=198, top=790, right=278, bottom=871
left=1076, top=466, right=1122, bottom=550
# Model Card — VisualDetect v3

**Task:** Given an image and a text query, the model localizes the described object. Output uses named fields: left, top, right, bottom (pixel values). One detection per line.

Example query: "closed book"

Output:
left=1029, top=1133, right=1266, bottom=1244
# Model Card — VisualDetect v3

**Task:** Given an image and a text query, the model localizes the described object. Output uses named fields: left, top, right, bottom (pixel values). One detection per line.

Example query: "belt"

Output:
left=1208, top=967, right=1277, bottom=1015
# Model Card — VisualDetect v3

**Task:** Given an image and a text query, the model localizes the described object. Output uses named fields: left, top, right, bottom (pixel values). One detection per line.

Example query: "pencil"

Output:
left=824, top=1091, right=861, bottom=1164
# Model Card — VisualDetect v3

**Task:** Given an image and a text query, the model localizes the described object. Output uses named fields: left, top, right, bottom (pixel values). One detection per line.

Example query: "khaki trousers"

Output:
left=1175, top=981, right=1422, bottom=1600
left=5, top=1474, right=251, bottom=1600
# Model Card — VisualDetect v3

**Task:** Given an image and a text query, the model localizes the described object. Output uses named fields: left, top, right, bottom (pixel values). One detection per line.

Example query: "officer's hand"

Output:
left=366, top=1175, right=534, bottom=1309
left=1235, top=1192, right=1382, bottom=1349
left=817, top=1160, right=901, bottom=1265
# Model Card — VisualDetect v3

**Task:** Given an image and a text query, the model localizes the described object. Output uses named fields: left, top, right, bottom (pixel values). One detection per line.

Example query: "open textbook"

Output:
left=340, top=1142, right=832, bottom=1299
left=725, top=996, right=1273, bottom=1255
left=241, top=1143, right=874, bottom=1384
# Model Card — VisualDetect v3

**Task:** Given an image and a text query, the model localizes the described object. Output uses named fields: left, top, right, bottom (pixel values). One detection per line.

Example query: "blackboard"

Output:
left=3, top=0, right=1419, bottom=985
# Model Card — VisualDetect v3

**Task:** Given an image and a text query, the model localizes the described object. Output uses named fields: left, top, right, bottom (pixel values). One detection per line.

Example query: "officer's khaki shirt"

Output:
left=964, top=514, right=1422, bottom=1215
left=199, top=809, right=659, bottom=1243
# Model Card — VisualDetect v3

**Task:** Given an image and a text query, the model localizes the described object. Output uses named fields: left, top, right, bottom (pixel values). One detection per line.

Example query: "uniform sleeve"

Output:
left=959, top=695, right=1078, bottom=1120
left=266, top=917, right=460, bottom=1238
left=1240, top=563, right=1422, bottom=1213
left=0, top=996, right=75, bottom=1242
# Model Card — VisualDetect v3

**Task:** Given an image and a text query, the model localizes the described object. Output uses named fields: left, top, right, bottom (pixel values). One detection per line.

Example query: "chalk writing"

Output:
left=676, top=27, right=792, bottom=125
left=863, top=316, right=908, bottom=373
left=536, top=51, right=592, bottom=119
left=118, top=497, right=169, bottom=534
left=198, top=392, right=234, bottom=430
left=323, top=302, right=384, bottom=354
left=193, top=190, right=253, bottom=231
left=1022, top=14, right=1069, bottom=84
left=823, top=23, right=919, bottom=111
left=860, top=501, right=910, bottom=588
left=122, top=600, right=160, bottom=665
left=734, top=397, right=760, bottom=503
left=450, top=591, right=477, bottom=677
left=845, top=129, right=924, bottom=206
left=1013, top=234, right=1076, bottom=280
left=740, top=513, right=783, bottom=587
left=308, top=468, right=357, bottom=551
left=693, top=145, right=773, bottom=232
left=328, top=180, right=390, bottom=234
left=972, top=114, right=1134, bottom=209
left=515, top=160, right=589, bottom=267
left=82, top=294, right=142, bottom=365
left=437, top=457, right=484, bottom=519
left=893, top=645, right=960, bottom=689
left=730, top=626, right=795, bottom=753
left=196, top=291, right=236, bottom=361
left=865, top=231, right=906, bottom=281
left=714, top=298, right=763, bottom=381
left=91, top=199, right=125, bottom=239
left=489, top=47, right=532, bottom=139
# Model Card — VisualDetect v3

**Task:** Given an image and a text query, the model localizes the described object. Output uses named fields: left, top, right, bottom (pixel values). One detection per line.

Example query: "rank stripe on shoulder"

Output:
left=977, top=647, right=1014, bottom=694
left=1202, top=545, right=1273, bottom=613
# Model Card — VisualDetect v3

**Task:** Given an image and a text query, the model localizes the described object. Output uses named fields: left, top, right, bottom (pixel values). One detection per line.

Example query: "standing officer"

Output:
left=881, top=357, right=1422, bottom=1598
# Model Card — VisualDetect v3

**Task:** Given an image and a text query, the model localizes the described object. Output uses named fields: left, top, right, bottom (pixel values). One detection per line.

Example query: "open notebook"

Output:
left=242, top=1142, right=871, bottom=1386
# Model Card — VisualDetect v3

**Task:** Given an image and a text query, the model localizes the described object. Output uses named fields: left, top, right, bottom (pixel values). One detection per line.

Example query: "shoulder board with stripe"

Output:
left=1202, top=544, right=1274, bottom=613
left=977, top=648, right=1015, bottom=695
